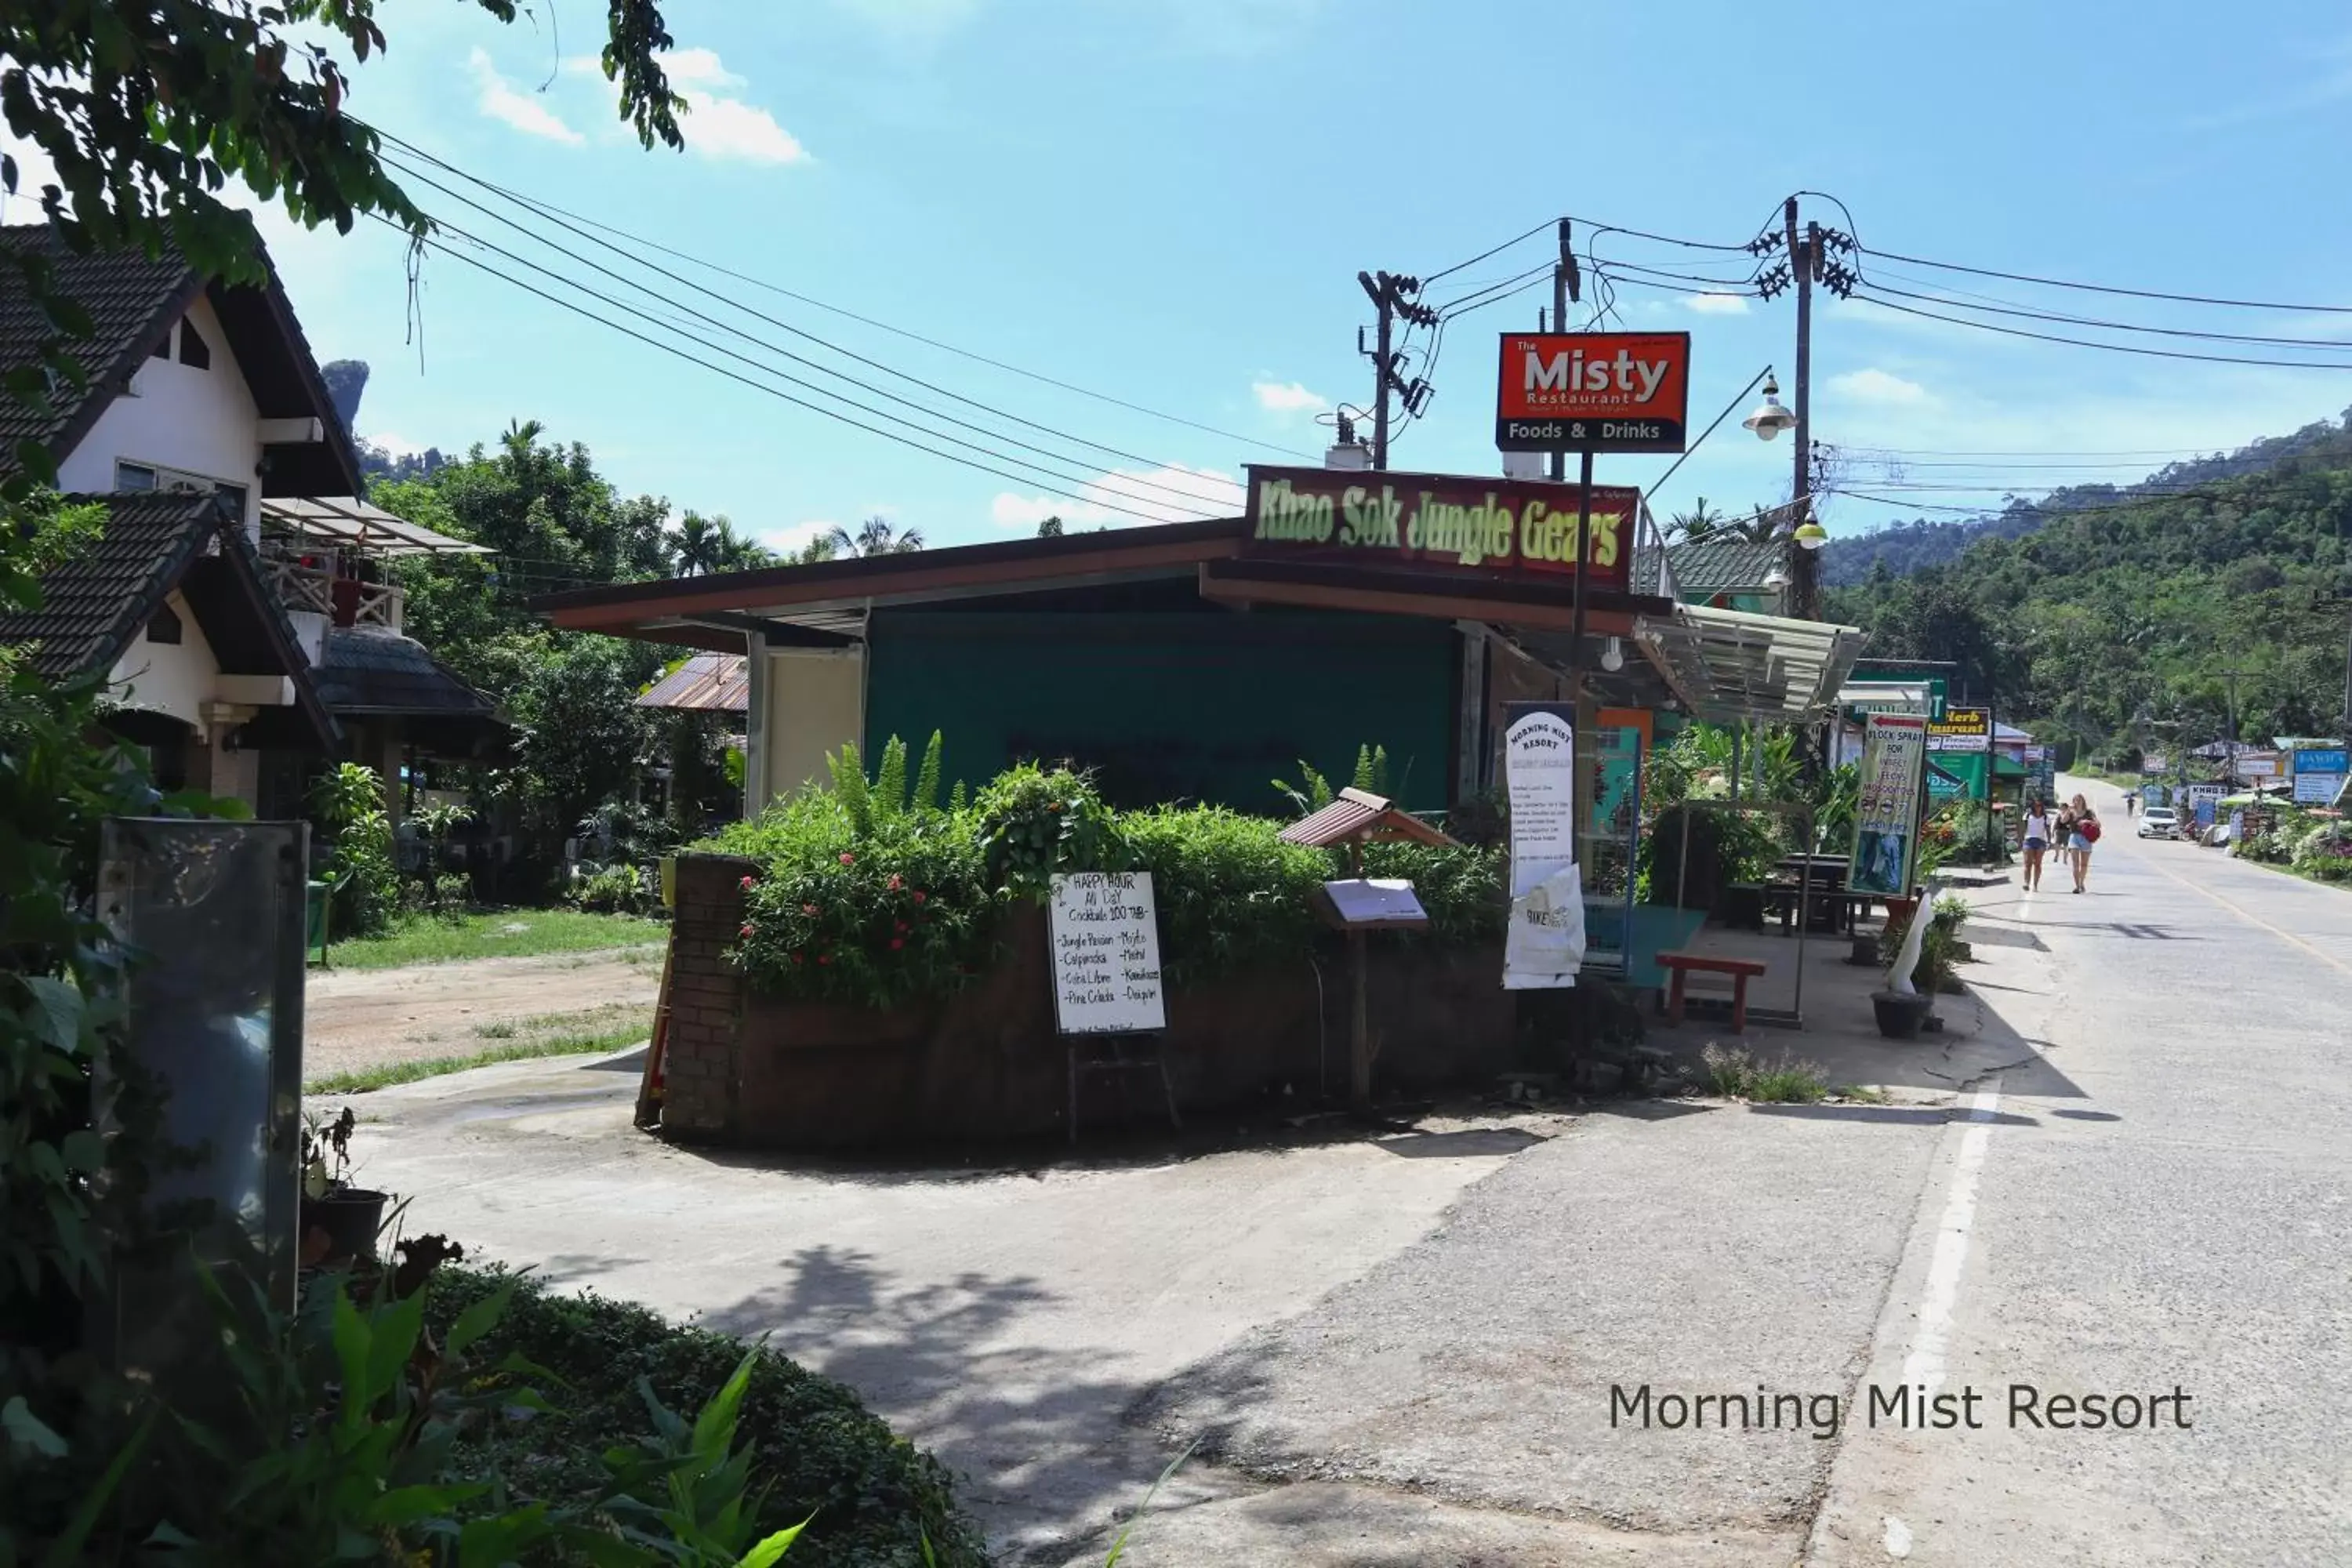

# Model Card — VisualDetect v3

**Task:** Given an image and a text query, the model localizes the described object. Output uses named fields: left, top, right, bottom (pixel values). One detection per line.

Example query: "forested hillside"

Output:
left=1821, top=412, right=2352, bottom=586
left=1827, top=415, right=2352, bottom=757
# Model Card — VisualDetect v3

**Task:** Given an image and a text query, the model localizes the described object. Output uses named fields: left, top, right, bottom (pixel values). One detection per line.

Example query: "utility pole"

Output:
left=1785, top=199, right=1819, bottom=622
left=1357, top=270, right=1434, bottom=470
left=1548, top=218, right=1579, bottom=484
left=2220, top=668, right=2252, bottom=786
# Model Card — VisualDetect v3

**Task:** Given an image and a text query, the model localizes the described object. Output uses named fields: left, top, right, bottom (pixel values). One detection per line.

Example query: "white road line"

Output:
left=1899, top=1083, right=2002, bottom=1395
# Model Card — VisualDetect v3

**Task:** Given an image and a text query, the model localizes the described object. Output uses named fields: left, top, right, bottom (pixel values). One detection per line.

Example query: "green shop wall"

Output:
left=864, top=608, right=1456, bottom=814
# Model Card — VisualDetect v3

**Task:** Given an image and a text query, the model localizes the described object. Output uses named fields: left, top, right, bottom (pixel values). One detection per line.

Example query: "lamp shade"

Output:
left=1743, top=387, right=1796, bottom=441
left=1792, top=518, right=1829, bottom=550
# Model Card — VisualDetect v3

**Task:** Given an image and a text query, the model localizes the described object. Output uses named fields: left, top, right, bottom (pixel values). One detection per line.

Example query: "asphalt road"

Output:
left=1803, top=778, right=2352, bottom=1564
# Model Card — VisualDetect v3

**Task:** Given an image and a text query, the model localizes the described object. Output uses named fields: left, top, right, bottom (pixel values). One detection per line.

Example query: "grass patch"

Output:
left=305, top=1029, right=640, bottom=1094
left=322, top=907, right=665, bottom=971
left=425, top=1265, right=987, bottom=1566
left=1700, top=1043, right=1830, bottom=1104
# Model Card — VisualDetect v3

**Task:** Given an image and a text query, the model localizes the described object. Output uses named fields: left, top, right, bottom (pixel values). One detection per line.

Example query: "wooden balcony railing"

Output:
left=265, top=557, right=403, bottom=632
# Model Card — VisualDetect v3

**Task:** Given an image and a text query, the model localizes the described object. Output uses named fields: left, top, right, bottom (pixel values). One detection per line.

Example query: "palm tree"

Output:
left=671, top=512, right=776, bottom=576
left=1669, top=498, right=1726, bottom=543
left=1725, top=504, right=1791, bottom=544
left=826, top=514, right=924, bottom=558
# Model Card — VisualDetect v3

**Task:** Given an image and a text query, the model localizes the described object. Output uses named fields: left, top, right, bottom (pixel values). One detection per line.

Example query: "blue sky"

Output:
left=13, top=0, right=2352, bottom=559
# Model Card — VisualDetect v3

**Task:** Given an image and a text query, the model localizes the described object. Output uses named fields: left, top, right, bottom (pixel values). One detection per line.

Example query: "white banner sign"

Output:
left=1502, top=703, right=1584, bottom=990
left=2295, top=771, right=2345, bottom=805
left=1047, top=871, right=1166, bottom=1035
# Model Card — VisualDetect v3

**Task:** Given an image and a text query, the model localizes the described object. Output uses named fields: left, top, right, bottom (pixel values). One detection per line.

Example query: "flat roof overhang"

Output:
left=539, top=517, right=1248, bottom=651
left=1197, top=557, right=1671, bottom=634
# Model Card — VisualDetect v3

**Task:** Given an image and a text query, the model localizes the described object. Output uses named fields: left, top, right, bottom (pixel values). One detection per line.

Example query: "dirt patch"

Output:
left=306, top=946, right=663, bottom=1082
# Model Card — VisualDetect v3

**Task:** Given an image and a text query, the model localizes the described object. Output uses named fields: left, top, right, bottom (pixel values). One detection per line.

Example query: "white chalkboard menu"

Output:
left=1047, top=871, right=1167, bottom=1035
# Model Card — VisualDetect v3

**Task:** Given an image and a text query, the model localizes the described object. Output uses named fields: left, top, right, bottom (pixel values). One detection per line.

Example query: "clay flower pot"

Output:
left=1871, top=989, right=1933, bottom=1040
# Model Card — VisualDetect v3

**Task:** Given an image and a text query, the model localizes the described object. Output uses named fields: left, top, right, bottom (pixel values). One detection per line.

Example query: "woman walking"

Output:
left=2022, top=797, right=2053, bottom=891
left=2067, top=793, right=2100, bottom=893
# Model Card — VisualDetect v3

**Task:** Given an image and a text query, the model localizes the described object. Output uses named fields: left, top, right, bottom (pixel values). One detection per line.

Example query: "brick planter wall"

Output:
left=659, top=851, right=1519, bottom=1151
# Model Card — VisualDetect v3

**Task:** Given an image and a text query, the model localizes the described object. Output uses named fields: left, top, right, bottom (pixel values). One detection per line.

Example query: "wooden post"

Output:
left=1348, top=927, right=1371, bottom=1112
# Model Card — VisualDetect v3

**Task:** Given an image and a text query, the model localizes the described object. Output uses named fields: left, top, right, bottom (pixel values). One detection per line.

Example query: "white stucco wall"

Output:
left=55, top=294, right=262, bottom=538
left=106, top=589, right=216, bottom=728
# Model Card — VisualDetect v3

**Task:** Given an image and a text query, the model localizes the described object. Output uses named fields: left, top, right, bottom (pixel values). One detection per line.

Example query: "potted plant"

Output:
left=300, top=1106, right=389, bottom=1265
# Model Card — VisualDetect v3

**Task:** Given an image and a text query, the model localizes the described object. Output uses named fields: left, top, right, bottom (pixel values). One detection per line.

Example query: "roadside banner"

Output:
left=1850, top=713, right=1929, bottom=897
left=1502, top=702, right=1585, bottom=989
left=2187, top=782, right=2225, bottom=829
left=2142, top=753, right=2169, bottom=775
left=2295, top=771, right=2346, bottom=805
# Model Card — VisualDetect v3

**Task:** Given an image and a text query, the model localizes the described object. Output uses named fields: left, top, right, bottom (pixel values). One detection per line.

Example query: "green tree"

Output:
left=828, top=514, right=924, bottom=557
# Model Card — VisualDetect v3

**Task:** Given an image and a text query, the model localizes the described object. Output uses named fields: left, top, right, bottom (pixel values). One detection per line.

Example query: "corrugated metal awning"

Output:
left=260, top=496, right=490, bottom=555
left=1279, top=788, right=1456, bottom=848
left=636, top=652, right=749, bottom=712
left=1632, top=603, right=1867, bottom=724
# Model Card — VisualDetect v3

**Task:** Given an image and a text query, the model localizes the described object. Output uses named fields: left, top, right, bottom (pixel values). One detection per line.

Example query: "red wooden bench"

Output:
left=1657, top=951, right=1770, bottom=1033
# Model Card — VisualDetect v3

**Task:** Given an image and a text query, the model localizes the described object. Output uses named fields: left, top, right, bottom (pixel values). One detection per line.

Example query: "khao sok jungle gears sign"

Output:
left=1849, top=713, right=1929, bottom=898
left=1047, top=871, right=1166, bottom=1035
left=1242, top=465, right=1637, bottom=589
left=1502, top=702, right=1585, bottom=989
left=1493, top=331, right=1692, bottom=454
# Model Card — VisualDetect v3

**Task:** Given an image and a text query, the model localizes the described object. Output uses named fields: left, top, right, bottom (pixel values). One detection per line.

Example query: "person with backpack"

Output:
left=2068, top=792, right=2101, bottom=892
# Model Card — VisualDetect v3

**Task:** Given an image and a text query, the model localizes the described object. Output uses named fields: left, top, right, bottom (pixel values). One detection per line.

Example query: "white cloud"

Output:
left=758, top=519, right=837, bottom=555
left=1682, top=292, right=1751, bottom=316
left=571, top=48, right=810, bottom=164
left=992, top=464, right=1244, bottom=529
left=1829, top=367, right=1933, bottom=406
left=365, top=432, right=430, bottom=459
left=470, top=48, right=584, bottom=144
left=678, top=93, right=808, bottom=165
left=1252, top=379, right=1324, bottom=414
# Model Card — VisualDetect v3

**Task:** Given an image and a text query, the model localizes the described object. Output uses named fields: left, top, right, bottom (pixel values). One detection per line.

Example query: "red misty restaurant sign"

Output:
left=1240, top=465, right=1635, bottom=588
left=1495, top=331, right=1690, bottom=454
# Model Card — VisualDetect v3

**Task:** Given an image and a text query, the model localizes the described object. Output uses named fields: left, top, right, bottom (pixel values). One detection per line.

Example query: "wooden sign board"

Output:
left=1047, top=871, right=1167, bottom=1035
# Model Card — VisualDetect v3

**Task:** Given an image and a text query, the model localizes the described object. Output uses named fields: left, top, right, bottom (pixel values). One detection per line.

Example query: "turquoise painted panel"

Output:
left=864, top=610, right=1456, bottom=814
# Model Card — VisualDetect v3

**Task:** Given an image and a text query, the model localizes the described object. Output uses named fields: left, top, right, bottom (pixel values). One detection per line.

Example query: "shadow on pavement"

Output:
left=1747, top=1103, right=2041, bottom=1128
left=1371, top=1127, right=1544, bottom=1159
left=700, top=1243, right=1241, bottom=1562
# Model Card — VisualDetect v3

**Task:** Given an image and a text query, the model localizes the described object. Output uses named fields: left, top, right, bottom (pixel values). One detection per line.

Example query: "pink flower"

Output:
left=912, top=889, right=927, bottom=905
left=839, top=852, right=855, bottom=866
left=739, top=924, right=755, bottom=938
left=890, top=938, right=905, bottom=951
left=895, top=920, right=909, bottom=935
left=802, top=902, right=819, bottom=916
left=887, top=873, right=903, bottom=891
left=818, top=953, right=833, bottom=966
left=790, top=953, right=804, bottom=966
left=739, top=875, right=756, bottom=891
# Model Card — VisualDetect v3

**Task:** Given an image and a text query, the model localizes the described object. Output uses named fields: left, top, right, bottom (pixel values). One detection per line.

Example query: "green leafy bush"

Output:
left=1120, top=806, right=1327, bottom=985
left=569, top=862, right=658, bottom=915
left=427, top=1267, right=986, bottom=1567
left=719, top=744, right=1508, bottom=1002
left=309, top=762, right=400, bottom=937
left=974, top=759, right=1123, bottom=895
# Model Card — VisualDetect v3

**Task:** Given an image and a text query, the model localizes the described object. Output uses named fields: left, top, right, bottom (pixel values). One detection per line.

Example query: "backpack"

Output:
left=2080, top=817, right=2101, bottom=844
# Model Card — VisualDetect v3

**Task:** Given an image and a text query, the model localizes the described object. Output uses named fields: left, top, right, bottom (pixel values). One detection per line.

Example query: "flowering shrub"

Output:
left=729, top=797, right=991, bottom=1008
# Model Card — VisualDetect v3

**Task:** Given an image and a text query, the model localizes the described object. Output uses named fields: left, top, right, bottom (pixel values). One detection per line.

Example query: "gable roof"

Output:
left=1667, top=535, right=1791, bottom=595
left=0, top=223, right=362, bottom=496
left=309, top=628, right=501, bottom=720
left=0, top=491, right=338, bottom=747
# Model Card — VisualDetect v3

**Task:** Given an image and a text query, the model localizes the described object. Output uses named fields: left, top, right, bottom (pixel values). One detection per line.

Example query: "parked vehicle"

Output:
left=2138, top=806, right=2180, bottom=840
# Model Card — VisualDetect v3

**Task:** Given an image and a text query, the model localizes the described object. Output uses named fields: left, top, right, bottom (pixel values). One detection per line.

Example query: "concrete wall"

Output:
left=655, top=852, right=1519, bottom=1151
left=56, top=295, right=263, bottom=539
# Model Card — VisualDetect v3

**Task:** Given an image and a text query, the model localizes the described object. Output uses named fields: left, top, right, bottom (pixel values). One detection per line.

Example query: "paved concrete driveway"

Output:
left=334, top=1061, right=1552, bottom=1561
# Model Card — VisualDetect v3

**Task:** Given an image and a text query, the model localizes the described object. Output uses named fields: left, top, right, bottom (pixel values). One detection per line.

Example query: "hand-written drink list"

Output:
left=1046, top=871, right=1167, bottom=1035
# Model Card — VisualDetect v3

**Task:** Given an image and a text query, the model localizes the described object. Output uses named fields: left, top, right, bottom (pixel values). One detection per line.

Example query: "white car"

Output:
left=2138, top=806, right=2180, bottom=839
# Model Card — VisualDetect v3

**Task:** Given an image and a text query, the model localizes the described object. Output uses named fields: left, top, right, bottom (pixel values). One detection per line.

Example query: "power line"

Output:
left=1421, top=218, right=1557, bottom=287
left=395, top=223, right=1214, bottom=526
left=382, top=151, right=1240, bottom=510
left=371, top=129, right=1312, bottom=461
left=1857, top=245, right=2352, bottom=316
left=1860, top=278, right=2352, bottom=352
left=1852, top=292, right=2352, bottom=370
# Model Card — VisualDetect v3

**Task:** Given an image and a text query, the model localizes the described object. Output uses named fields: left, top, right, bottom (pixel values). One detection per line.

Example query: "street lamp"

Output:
left=1743, top=375, right=1796, bottom=441
left=1791, top=506, right=1828, bottom=551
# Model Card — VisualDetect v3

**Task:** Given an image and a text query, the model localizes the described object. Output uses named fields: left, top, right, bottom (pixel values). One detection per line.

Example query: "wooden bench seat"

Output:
left=1656, top=950, right=1771, bottom=1033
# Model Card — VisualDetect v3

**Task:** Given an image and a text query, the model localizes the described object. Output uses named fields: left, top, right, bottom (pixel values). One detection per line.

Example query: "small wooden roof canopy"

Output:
left=1279, top=788, right=1457, bottom=849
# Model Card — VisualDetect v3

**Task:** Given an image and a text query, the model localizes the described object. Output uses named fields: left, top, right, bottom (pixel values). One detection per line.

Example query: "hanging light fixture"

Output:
left=1791, top=501, right=1829, bottom=551
left=1743, top=374, right=1796, bottom=441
